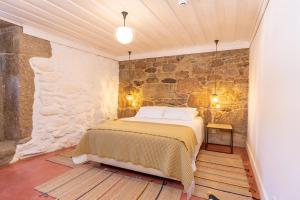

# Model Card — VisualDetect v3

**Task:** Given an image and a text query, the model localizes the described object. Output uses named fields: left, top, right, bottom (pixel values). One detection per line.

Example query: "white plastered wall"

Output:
left=14, top=42, right=119, bottom=159
left=248, top=0, right=300, bottom=199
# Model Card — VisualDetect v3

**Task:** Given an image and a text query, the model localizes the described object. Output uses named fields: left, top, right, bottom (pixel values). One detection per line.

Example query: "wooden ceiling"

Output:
left=0, top=0, right=264, bottom=58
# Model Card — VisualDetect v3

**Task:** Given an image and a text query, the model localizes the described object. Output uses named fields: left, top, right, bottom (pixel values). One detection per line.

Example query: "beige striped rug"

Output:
left=47, top=155, right=77, bottom=168
left=44, top=149, right=253, bottom=200
left=47, top=149, right=77, bottom=168
left=194, top=150, right=252, bottom=200
left=35, top=166, right=182, bottom=200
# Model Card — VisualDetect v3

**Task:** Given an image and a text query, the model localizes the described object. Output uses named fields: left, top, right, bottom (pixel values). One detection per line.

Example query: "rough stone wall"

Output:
left=0, top=60, right=4, bottom=141
left=119, top=49, right=249, bottom=147
left=0, top=21, right=51, bottom=165
left=14, top=42, right=119, bottom=159
left=0, top=25, right=51, bottom=141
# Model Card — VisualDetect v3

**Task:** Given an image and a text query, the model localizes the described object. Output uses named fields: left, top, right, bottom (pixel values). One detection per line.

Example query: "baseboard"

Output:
left=246, top=142, right=269, bottom=200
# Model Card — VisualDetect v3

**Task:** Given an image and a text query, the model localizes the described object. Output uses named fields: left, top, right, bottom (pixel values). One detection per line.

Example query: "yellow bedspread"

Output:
left=75, top=120, right=198, bottom=191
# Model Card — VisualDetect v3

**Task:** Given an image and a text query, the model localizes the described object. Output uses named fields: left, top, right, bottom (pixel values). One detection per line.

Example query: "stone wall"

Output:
left=0, top=20, right=51, bottom=165
left=14, top=42, right=119, bottom=159
left=119, top=49, right=249, bottom=147
left=0, top=59, right=4, bottom=141
left=0, top=24, right=51, bottom=141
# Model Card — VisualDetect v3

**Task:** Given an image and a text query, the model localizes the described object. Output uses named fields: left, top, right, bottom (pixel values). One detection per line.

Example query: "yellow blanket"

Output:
left=75, top=120, right=198, bottom=191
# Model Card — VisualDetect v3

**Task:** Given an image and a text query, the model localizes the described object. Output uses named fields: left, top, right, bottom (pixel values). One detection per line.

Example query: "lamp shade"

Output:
left=126, top=93, right=134, bottom=101
left=211, top=93, right=219, bottom=103
left=116, top=26, right=134, bottom=44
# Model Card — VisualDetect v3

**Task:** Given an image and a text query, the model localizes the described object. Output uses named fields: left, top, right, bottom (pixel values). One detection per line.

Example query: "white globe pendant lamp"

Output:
left=115, top=11, right=134, bottom=44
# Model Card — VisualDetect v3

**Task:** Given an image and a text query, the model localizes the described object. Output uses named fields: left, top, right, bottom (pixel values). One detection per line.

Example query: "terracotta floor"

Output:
left=0, top=144, right=260, bottom=200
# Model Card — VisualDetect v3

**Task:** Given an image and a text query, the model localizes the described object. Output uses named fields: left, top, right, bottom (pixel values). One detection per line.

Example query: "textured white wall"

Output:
left=248, top=0, right=300, bottom=199
left=14, top=42, right=119, bottom=159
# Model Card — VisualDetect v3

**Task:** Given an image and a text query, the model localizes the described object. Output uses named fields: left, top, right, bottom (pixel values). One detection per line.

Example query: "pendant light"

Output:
left=211, top=40, right=221, bottom=109
left=126, top=51, right=134, bottom=102
left=116, top=11, right=134, bottom=44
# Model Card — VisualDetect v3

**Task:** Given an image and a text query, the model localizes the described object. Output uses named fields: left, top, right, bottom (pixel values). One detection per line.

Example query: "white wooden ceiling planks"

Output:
left=0, top=0, right=264, bottom=58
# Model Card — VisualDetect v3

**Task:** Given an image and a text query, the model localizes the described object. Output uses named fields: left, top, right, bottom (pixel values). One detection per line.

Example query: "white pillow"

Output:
left=135, top=106, right=166, bottom=119
left=163, top=107, right=198, bottom=121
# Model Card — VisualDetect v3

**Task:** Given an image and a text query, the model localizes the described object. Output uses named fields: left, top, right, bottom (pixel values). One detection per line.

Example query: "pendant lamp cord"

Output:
left=122, top=11, right=128, bottom=26
left=214, top=40, right=219, bottom=94
left=128, top=50, right=132, bottom=79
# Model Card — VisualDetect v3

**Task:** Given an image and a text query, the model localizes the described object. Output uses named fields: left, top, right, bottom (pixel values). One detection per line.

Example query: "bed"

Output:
left=72, top=106, right=204, bottom=198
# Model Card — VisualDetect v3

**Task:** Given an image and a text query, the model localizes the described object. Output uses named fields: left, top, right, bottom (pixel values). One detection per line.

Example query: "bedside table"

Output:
left=205, top=123, right=233, bottom=154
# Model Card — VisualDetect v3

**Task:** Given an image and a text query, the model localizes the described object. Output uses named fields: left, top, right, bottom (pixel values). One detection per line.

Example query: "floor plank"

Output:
left=193, top=185, right=252, bottom=200
left=195, top=177, right=252, bottom=197
left=194, top=171, right=249, bottom=188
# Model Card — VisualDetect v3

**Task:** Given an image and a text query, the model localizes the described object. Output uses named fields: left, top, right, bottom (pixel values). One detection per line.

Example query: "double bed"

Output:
left=72, top=106, right=204, bottom=198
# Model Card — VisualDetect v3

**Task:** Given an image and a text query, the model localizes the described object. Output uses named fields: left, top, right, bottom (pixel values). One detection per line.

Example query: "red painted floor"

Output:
left=0, top=145, right=260, bottom=200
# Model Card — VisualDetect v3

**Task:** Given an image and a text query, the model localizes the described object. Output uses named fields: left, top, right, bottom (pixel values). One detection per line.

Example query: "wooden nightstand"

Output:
left=205, top=123, right=233, bottom=154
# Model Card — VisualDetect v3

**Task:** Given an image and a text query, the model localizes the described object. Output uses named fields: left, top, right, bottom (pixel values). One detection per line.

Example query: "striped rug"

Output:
left=193, top=150, right=252, bottom=200
left=47, top=155, right=76, bottom=168
left=46, top=149, right=77, bottom=168
left=35, top=166, right=182, bottom=200
left=43, top=149, right=254, bottom=200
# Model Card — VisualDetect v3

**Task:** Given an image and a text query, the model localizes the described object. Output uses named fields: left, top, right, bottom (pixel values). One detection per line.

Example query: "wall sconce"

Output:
left=211, top=94, right=221, bottom=109
left=126, top=92, right=139, bottom=108
left=126, top=93, right=134, bottom=101
left=211, top=93, right=219, bottom=103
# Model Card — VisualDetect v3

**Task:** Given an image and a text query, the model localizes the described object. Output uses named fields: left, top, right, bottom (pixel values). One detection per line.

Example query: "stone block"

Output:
left=0, top=71, right=4, bottom=141
left=142, top=100, right=154, bottom=106
left=0, top=140, right=16, bottom=166
left=134, top=61, right=147, bottom=69
left=177, top=78, right=200, bottom=94
left=119, top=69, right=133, bottom=81
left=133, top=69, right=144, bottom=79
left=162, top=63, right=176, bottom=72
left=187, top=91, right=210, bottom=108
left=143, top=83, right=176, bottom=99
left=0, top=20, right=15, bottom=28
left=146, top=77, right=158, bottom=83
left=175, top=71, right=189, bottom=79
left=19, top=34, right=52, bottom=57
left=161, top=78, right=176, bottom=83
left=192, top=64, right=209, bottom=75
left=154, top=98, right=187, bottom=106
left=134, top=80, right=144, bottom=87
left=0, top=26, right=22, bottom=54
left=145, top=67, right=156, bottom=73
